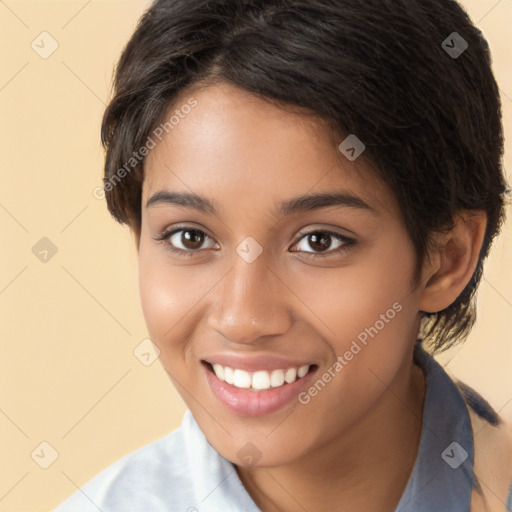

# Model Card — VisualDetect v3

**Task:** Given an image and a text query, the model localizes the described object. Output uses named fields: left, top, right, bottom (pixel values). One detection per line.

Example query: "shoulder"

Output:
left=54, top=410, right=257, bottom=512
left=455, top=380, right=512, bottom=512
left=54, top=415, right=195, bottom=512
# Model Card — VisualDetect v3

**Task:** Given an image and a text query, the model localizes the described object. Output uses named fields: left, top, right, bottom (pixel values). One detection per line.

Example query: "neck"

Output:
left=236, top=349, right=426, bottom=512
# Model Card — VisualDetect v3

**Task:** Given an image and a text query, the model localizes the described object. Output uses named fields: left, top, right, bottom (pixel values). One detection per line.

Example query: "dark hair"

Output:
left=100, top=0, right=508, bottom=353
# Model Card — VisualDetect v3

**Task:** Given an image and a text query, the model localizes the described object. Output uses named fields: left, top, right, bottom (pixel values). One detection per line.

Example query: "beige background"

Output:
left=0, top=1, right=511, bottom=510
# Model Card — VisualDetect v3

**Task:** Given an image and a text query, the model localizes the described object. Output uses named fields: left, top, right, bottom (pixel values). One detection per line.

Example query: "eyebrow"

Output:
left=146, top=190, right=378, bottom=217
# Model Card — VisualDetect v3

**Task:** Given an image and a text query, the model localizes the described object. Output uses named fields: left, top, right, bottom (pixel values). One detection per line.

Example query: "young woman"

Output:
left=56, top=0, right=512, bottom=510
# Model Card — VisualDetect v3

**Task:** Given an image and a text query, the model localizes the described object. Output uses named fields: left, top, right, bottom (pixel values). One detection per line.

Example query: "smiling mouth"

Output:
left=202, top=361, right=317, bottom=392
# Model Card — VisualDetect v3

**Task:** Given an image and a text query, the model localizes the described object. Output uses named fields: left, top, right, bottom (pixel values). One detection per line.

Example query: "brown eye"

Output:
left=180, top=230, right=205, bottom=250
left=157, top=227, right=217, bottom=255
left=307, top=232, right=332, bottom=252
left=292, top=229, right=355, bottom=259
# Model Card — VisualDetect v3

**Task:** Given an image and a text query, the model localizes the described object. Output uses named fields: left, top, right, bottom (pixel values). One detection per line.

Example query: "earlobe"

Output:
left=418, top=210, right=487, bottom=314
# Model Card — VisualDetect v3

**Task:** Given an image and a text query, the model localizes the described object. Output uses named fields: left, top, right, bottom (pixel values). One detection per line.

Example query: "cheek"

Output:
left=295, top=237, right=418, bottom=395
left=293, top=241, right=415, bottom=349
left=137, top=242, right=205, bottom=363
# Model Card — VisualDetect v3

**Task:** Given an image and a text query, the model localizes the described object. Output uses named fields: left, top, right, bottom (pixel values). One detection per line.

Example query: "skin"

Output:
left=135, top=81, right=487, bottom=512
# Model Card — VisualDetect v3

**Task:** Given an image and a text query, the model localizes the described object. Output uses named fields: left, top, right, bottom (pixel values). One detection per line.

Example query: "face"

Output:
left=138, top=82, right=424, bottom=468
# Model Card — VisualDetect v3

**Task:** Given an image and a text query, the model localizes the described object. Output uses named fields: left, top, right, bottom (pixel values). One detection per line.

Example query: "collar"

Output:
left=394, top=342, right=475, bottom=511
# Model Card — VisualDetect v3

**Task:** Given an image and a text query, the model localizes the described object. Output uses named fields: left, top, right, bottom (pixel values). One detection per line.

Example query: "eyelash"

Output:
left=154, top=226, right=356, bottom=260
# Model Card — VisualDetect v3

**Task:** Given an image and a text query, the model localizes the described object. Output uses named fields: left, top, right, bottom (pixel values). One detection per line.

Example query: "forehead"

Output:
left=142, top=82, right=398, bottom=219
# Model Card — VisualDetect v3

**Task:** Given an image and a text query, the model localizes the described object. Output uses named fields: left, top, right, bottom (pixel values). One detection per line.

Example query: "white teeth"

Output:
left=252, top=370, right=271, bottom=390
left=212, top=363, right=225, bottom=381
left=284, top=368, right=297, bottom=384
left=270, top=369, right=285, bottom=387
left=298, top=365, right=309, bottom=378
left=210, top=363, right=311, bottom=391
left=224, top=366, right=234, bottom=385
left=233, top=369, right=251, bottom=388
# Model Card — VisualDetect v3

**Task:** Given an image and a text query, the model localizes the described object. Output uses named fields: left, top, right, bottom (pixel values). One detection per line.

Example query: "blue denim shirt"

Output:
left=55, top=343, right=511, bottom=511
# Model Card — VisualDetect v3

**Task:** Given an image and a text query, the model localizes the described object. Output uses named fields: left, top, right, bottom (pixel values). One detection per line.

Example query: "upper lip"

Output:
left=202, top=354, right=316, bottom=372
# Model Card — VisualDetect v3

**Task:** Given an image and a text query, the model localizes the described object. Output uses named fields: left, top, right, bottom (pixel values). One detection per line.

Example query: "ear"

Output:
left=418, top=210, right=487, bottom=313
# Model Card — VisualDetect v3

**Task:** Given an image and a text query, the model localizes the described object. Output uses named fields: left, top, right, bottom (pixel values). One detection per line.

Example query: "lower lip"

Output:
left=203, top=363, right=317, bottom=417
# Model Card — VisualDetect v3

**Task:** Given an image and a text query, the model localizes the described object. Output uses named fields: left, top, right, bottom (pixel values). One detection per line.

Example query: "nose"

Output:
left=207, top=253, right=293, bottom=345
